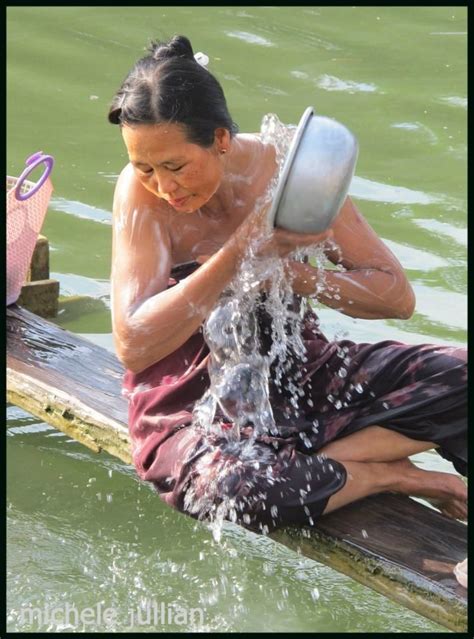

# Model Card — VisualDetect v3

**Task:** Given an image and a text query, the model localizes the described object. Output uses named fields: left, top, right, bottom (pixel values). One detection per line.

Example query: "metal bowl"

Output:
left=267, top=107, right=358, bottom=234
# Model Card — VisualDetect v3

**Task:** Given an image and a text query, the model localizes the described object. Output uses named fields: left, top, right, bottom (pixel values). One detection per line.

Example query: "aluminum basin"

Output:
left=267, top=107, right=358, bottom=234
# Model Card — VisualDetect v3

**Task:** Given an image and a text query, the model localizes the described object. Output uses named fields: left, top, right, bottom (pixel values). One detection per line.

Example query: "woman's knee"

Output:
left=409, top=344, right=467, bottom=382
left=168, top=445, right=347, bottom=533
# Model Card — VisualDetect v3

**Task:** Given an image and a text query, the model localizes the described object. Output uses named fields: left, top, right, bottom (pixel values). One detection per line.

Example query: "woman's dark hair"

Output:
left=108, top=34, right=239, bottom=147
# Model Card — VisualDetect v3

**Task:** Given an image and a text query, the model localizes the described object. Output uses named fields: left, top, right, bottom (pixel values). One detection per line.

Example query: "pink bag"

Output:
left=7, top=152, right=54, bottom=305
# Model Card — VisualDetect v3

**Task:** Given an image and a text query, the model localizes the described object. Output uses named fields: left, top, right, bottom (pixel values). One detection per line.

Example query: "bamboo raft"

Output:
left=6, top=304, right=467, bottom=632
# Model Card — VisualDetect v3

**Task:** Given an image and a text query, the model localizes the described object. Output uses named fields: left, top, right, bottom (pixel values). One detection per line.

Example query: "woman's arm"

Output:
left=286, top=196, right=416, bottom=319
left=111, top=166, right=247, bottom=373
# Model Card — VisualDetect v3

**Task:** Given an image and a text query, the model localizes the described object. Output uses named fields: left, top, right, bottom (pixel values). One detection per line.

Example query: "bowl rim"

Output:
left=267, top=106, right=315, bottom=228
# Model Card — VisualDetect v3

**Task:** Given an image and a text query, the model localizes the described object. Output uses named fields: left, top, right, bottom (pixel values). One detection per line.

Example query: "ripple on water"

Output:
left=51, top=272, right=110, bottom=299
left=381, top=239, right=449, bottom=270
left=315, top=74, right=380, bottom=94
left=438, top=96, right=467, bottom=109
left=256, top=83, right=289, bottom=97
left=225, top=30, right=274, bottom=47
left=50, top=197, right=112, bottom=224
left=410, top=286, right=467, bottom=331
left=412, top=218, right=467, bottom=248
left=290, top=70, right=309, bottom=80
left=390, top=121, right=438, bottom=145
left=349, top=175, right=442, bottom=206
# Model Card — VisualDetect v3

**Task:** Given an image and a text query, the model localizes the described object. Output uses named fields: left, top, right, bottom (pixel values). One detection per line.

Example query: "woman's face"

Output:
left=122, top=123, right=227, bottom=213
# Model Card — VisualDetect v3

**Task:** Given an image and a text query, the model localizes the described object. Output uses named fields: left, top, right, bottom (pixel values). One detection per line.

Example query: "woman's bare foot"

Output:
left=391, top=458, right=467, bottom=521
left=454, top=558, right=467, bottom=588
left=322, top=458, right=467, bottom=520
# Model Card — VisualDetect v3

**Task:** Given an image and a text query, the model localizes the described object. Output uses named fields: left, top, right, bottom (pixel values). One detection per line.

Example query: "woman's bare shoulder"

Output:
left=112, top=163, right=169, bottom=225
left=232, top=133, right=278, bottom=186
left=111, top=165, right=172, bottom=303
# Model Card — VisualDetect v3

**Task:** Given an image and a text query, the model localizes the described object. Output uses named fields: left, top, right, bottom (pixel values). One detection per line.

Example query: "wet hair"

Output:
left=108, top=34, right=239, bottom=147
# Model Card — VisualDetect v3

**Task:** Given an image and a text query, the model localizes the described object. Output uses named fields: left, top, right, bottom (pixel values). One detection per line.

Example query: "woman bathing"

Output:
left=108, top=35, right=467, bottom=532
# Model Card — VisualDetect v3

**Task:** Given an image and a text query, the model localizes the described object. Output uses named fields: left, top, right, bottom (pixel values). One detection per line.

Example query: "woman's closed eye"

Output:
left=135, top=163, right=186, bottom=175
left=135, top=165, right=153, bottom=175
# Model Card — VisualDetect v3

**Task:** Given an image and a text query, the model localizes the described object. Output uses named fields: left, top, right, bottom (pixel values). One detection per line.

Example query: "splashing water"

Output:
left=187, top=114, right=331, bottom=540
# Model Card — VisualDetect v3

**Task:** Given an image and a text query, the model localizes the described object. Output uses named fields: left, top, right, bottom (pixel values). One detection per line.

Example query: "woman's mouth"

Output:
left=168, top=195, right=191, bottom=209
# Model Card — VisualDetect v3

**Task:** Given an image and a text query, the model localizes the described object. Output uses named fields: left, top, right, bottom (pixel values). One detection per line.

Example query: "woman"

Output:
left=108, top=35, right=467, bottom=533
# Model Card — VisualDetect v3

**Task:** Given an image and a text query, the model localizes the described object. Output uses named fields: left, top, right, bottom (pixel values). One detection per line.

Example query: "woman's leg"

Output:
left=303, top=335, right=467, bottom=475
left=318, top=425, right=436, bottom=463
left=316, top=421, right=468, bottom=523
left=323, top=458, right=467, bottom=520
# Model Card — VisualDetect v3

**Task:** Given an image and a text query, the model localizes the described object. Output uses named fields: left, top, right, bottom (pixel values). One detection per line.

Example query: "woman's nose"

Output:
left=155, top=172, right=178, bottom=197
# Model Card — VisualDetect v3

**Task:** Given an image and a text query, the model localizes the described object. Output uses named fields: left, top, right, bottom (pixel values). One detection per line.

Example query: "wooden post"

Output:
left=26, top=234, right=50, bottom=281
left=16, top=234, right=60, bottom=318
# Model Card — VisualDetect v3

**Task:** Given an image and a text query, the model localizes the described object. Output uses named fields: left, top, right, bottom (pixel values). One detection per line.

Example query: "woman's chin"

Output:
left=170, top=195, right=205, bottom=214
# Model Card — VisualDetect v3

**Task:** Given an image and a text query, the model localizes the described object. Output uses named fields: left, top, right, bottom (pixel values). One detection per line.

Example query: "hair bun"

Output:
left=149, top=35, right=194, bottom=62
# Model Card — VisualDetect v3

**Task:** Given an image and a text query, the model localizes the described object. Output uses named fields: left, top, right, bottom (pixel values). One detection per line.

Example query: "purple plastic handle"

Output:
left=14, top=152, right=54, bottom=201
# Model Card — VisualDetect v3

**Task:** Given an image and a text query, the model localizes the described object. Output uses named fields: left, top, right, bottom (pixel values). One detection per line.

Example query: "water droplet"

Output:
left=311, top=587, right=320, bottom=601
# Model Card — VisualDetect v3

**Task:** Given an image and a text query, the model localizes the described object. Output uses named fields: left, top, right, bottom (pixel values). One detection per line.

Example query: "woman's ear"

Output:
left=214, top=128, right=231, bottom=154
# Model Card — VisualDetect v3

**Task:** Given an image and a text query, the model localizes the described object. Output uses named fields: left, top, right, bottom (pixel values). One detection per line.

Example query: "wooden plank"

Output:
left=271, top=494, right=467, bottom=632
left=6, top=305, right=467, bottom=631
left=7, top=305, right=129, bottom=462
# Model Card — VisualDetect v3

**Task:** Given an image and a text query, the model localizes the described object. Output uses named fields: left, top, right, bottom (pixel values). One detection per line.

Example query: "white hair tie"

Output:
left=194, top=52, right=209, bottom=68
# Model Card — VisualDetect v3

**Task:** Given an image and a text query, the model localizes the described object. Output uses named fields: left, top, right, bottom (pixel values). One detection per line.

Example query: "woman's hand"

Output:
left=231, top=201, right=334, bottom=260
left=269, top=226, right=334, bottom=258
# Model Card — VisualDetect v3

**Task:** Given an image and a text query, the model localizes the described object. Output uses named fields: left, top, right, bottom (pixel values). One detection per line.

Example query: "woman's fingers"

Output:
left=274, top=227, right=333, bottom=244
left=196, top=254, right=212, bottom=264
left=232, top=204, right=334, bottom=261
left=272, top=227, right=334, bottom=253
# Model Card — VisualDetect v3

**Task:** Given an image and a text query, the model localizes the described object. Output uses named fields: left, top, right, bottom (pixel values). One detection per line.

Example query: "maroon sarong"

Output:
left=124, top=262, right=467, bottom=532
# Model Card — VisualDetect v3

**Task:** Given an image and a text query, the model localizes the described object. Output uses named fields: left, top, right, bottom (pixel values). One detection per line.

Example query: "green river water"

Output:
left=7, top=6, right=466, bottom=633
